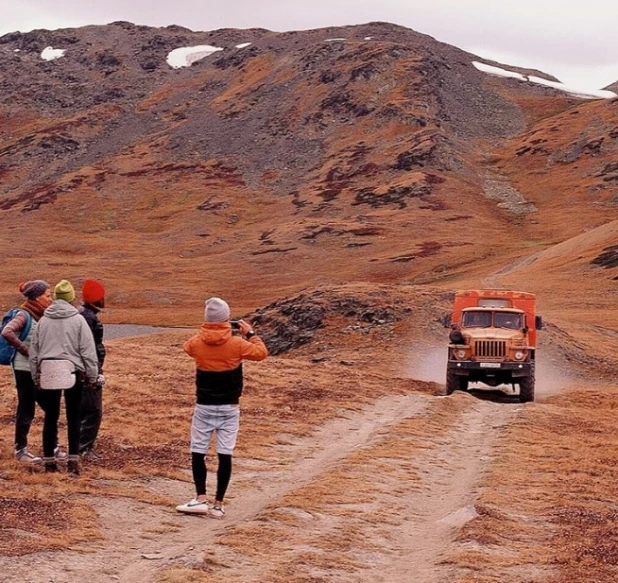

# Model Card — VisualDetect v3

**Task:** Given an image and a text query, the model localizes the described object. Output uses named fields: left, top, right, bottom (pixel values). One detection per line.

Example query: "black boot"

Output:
left=44, top=457, right=58, bottom=473
left=67, top=455, right=80, bottom=476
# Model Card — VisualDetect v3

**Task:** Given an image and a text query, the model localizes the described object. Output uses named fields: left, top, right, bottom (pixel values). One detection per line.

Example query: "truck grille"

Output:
left=475, top=340, right=506, bottom=358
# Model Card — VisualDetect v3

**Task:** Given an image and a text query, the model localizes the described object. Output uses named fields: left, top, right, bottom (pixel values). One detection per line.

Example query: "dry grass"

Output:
left=450, top=385, right=618, bottom=583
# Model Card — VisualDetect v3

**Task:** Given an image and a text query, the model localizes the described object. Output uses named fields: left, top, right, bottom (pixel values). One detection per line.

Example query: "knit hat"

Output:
left=19, top=280, right=50, bottom=300
left=204, top=297, right=230, bottom=323
left=54, top=279, right=76, bottom=302
left=82, top=279, right=105, bottom=304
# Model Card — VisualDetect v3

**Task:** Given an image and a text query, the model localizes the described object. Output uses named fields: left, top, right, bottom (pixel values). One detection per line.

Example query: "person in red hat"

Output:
left=78, top=279, right=106, bottom=459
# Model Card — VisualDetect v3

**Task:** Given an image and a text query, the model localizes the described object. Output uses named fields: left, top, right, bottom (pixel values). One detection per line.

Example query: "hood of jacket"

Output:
left=198, top=322, right=232, bottom=346
left=44, top=299, right=80, bottom=319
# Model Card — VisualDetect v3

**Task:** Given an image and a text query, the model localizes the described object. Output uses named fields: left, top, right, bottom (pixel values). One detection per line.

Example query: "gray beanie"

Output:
left=205, top=297, right=230, bottom=323
left=19, top=280, right=50, bottom=300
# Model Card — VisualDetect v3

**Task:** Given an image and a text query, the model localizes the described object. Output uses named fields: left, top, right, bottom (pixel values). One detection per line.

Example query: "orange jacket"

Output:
left=183, top=323, right=268, bottom=371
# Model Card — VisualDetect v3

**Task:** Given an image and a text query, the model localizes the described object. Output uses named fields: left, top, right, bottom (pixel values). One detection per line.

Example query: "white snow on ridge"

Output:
left=473, top=61, right=526, bottom=81
left=527, top=75, right=617, bottom=99
left=41, top=46, right=65, bottom=61
left=324, top=38, right=346, bottom=42
left=473, top=60, right=617, bottom=100
left=166, top=45, right=223, bottom=69
left=235, top=42, right=252, bottom=49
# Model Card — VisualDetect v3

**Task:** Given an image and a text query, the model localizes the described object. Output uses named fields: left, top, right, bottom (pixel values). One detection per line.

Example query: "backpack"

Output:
left=0, top=309, right=33, bottom=365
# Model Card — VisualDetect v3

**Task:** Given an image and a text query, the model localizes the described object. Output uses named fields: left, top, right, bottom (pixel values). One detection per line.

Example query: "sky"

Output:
left=1, top=0, right=617, bottom=91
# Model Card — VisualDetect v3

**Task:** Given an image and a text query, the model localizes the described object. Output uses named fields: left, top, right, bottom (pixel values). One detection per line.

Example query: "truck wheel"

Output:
left=519, top=374, right=535, bottom=403
left=446, top=372, right=467, bottom=395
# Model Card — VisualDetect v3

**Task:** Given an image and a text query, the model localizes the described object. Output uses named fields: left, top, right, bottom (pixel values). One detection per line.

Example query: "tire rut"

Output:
left=368, top=395, right=520, bottom=583
left=119, top=394, right=430, bottom=583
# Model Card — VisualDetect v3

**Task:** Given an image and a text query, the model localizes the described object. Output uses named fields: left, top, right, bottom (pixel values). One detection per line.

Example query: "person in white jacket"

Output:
left=29, top=280, right=98, bottom=475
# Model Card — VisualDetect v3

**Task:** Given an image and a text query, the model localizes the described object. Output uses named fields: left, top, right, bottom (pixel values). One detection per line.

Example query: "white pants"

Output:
left=190, top=404, right=240, bottom=455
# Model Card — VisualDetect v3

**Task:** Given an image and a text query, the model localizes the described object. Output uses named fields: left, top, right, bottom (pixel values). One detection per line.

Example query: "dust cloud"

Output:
left=535, top=358, right=577, bottom=399
left=406, top=344, right=449, bottom=384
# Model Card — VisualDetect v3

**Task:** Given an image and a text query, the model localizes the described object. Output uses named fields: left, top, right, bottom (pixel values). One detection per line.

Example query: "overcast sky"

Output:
left=2, top=0, right=617, bottom=90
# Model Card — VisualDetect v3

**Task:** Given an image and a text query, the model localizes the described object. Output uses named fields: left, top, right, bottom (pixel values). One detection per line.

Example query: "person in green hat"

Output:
left=29, top=279, right=98, bottom=475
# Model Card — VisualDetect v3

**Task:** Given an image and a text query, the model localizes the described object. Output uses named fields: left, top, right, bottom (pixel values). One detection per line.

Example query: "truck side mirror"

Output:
left=535, top=315, right=543, bottom=330
left=440, top=312, right=452, bottom=328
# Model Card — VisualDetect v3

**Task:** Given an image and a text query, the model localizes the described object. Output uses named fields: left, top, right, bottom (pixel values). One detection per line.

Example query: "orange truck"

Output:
left=445, top=290, right=542, bottom=402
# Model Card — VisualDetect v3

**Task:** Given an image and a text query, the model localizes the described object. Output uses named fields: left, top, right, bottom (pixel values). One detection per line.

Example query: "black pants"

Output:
left=79, top=384, right=102, bottom=453
left=37, top=382, right=84, bottom=457
left=13, top=369, right=38, bottom=451
left=191, top=452, right=232, bottom=502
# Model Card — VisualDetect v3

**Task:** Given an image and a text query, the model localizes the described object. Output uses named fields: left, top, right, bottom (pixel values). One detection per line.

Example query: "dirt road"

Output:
left=0, top=390, right=524, bottom=583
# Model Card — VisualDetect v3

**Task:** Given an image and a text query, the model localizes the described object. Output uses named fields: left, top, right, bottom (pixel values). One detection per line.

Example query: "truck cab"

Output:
left=446, top=290, right=541, bottom=402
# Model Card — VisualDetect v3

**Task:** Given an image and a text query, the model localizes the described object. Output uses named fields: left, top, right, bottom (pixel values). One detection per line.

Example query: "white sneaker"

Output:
left=209, top=504, right=225, bottom=519
left=15, top=448, right=42, bottom=464
left=176, top=499, right=209, bottom=515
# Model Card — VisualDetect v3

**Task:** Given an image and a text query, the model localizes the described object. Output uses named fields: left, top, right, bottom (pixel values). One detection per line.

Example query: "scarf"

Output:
left=20, top=298, right=47, bottom=321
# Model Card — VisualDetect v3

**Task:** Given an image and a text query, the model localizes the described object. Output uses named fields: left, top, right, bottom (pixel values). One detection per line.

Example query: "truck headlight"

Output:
left=454, top=349, right=467, bottom=360
left=514, top=351, right=525, bottom=360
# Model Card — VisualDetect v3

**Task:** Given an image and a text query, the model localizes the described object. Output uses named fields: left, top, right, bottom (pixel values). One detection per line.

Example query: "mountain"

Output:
left=0, top=21, right=617, bottom=327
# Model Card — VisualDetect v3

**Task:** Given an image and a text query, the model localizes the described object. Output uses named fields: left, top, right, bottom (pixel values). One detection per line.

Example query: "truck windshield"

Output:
left=494, top=312, right=523, bottom=330
left=462, top=311, right=491, bottom=328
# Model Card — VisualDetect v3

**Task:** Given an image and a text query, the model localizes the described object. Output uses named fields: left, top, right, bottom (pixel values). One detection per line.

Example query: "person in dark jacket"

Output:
left=176, top=297, right=268, bottom=519
left=78, top=279, right=106, bottom=458
left=1, top=280, right=52, bottom=463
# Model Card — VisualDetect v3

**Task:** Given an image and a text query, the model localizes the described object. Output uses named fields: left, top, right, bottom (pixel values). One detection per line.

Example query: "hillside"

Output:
left=1, top=21, right=616, bottom=324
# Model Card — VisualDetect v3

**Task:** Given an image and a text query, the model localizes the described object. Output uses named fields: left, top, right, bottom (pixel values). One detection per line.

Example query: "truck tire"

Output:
left=519, top=372, right=535, bottom=403
left=446, top=372, right=468, bottom=395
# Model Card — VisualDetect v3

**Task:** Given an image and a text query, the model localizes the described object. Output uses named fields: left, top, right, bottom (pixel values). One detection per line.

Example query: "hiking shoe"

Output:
left=15, top=448, right=42, bottom=464
left=54, top=446, right=67, bottom=460
left=209, top=505, right=225, bottom=519
left=45, top=461, right=59, bottom=473
left=67, top=460, right=80, bottom=476
left=176, top=499, right=209, bottom=515
left=80, top=449, right=100, bottom=461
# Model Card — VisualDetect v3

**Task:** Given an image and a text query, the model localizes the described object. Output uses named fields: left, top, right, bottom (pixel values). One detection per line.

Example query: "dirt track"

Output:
left=0, top=388, right=528, bottom=583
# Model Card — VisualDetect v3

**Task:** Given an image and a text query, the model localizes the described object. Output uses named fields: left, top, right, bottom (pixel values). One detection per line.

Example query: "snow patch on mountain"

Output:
left=473, top=61, right=617, bottom=100
left=166, top=45, right=223, bottom=69
left=41, top=46, right=65, bottom=61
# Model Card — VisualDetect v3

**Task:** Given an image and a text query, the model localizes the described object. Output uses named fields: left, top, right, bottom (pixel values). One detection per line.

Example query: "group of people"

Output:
left=3, top=283, right=268, bottom=520
left=1, top=278, right=106, bottom=475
